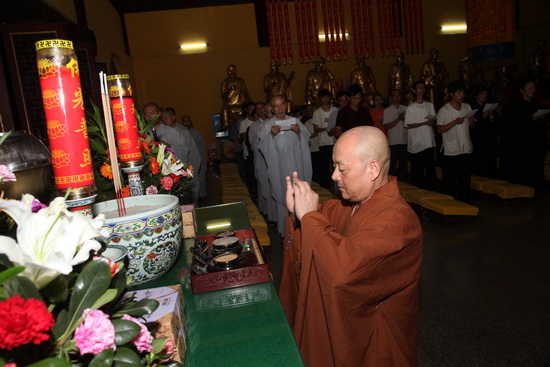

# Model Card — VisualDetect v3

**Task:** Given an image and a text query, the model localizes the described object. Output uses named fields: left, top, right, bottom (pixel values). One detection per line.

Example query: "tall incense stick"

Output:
left=100, top=71, right=126, bottom=217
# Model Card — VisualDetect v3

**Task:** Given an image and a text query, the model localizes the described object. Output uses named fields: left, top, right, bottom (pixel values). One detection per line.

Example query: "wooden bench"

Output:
left=422, top=198, right=479, bottom=224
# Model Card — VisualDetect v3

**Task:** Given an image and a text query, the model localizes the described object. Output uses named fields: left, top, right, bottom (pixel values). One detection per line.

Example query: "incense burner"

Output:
left=92, top=194, right=182, bottom=286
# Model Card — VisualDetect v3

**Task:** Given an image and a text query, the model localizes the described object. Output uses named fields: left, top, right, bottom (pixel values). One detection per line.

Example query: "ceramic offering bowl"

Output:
left=211, top=236, right=242, bottom=257
left=92, top=194, right=182, bottom=286
left=212, top=252, right=241, bottom=271
left=103, top=244, right=129, bottom=263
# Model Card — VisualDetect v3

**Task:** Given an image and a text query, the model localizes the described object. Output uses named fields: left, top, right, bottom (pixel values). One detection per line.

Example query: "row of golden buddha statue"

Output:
left=220, top=42, right=548, bottom=127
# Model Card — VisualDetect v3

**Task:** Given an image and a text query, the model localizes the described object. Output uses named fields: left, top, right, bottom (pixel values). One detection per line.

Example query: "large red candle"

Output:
left=36, top=39, right=95, bottom=199
left=106, top=74, right=142, bottom=167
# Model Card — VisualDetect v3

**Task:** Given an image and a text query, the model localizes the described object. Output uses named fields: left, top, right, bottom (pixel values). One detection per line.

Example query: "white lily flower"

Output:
left=0, top=194, right=108, bottom=289
left=161, top=158, right=184, bottom=176
left=156, top=143, right=166, bottom=168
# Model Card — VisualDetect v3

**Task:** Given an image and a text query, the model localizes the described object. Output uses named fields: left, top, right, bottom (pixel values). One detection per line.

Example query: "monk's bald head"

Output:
left=336, top=126, right=390, bottom=176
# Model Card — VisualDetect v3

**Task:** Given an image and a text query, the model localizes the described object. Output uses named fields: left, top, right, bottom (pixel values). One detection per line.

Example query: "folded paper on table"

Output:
left=125, top=285, right=187, bottom=363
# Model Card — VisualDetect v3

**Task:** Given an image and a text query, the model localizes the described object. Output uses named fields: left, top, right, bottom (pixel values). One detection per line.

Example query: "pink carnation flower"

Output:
left=160, top=176, right=174, bottom=191
left=121, top=315, right=153, bottom=353
left=74, top=309, right=116, bottom=355
left=145, top=185, right=158, bottom=195
left=0, top=165, right=16, bottom=183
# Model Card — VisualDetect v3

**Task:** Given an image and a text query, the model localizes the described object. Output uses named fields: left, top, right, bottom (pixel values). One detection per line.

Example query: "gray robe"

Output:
left=257, top=116, right=312, bottom=235
left=249, top=119, right=275, bottom=221
left=186, top=126, right=207, bottom=198
left=157, top=123, right=202, bottom=204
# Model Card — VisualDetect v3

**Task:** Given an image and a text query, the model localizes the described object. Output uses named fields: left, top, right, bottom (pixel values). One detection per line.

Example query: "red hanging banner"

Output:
left=359, top=0, right=368, bottom=57
left=283, top=0, right=293, bottom=64
left=367, top=0, right=375, bottom=57
left=403, top=0, right=411, bottom=54
left=321, top=0, right=331, bottom=61
left=295, top=0, right=304, bottom=63
left=311, top=0, right=321, bottom=60
left=297, top=0, right=311, bottom=64
left=377, top=0, right=385, bottom=56
left=266, top=0, right=275, bottom=61
left=417, top=0, right=425, bottom=54
left=332, top=0, right=342, bottom=61
left=350, top=0, right=359, bottom=57
left=276, top=0, right=287, bottom=64
left=338, top=0, right=348, bottom=60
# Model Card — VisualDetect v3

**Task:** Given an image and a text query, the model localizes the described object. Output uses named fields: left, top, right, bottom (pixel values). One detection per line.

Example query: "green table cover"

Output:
left=137, top=202, right=304, bottom=366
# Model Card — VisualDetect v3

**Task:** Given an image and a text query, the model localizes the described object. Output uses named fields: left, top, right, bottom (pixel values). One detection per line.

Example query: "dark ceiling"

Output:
left=108, top=0, right=253, bottom=13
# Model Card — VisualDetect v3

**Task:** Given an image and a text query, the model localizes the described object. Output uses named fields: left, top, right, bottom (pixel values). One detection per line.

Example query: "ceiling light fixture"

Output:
left=179, top=43, right=208, bottom=49
left=440, top=25, right=467, bottom=34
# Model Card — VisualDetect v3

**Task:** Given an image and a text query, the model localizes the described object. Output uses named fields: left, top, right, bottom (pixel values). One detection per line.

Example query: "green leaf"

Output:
left=41, top=274, right=68, bottom=303
left=27, top=357, right=72, bottom=367
left=3, top=275, right=43, bottom=301
left=65, top=261, right=111, bottom=336
left=113, top=298, right=159, bottom=317
left=90, top=138, right=107, bottom=155
left=91, top=288, right=117, bottom=310
left=113, top=347, right=141, bottom=367
left=151, top=337, right=168, bottom=354
left=111, top=319, right=140, bottom=345
left=0, top=130, right=12, bottom=146
left=87, top=126, right=100, bottom=133
left=52, top=309, right=68, bottom=340
left=89, top=348, right=115, bottom=367
left=0, top=266, right=24, bottom=284
left=109, top=267, right=128, bottom=304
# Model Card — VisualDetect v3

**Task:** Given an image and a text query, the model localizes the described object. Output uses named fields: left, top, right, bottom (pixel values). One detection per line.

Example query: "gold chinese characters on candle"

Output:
left=36, top=39, right=96, bottom=199
left=106, top=74, right=142, bottom=168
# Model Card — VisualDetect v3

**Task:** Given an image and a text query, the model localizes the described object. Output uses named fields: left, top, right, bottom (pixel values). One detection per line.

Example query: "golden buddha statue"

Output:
left=421, top=48, right=449, bottom=109
left=459, top=57, right=486, bottom=91
left=350, top=56, right=378, bottom=104
left=388, top=52, right=413, bottom=105
left=529, top=40, right=547, bottom=81
left=264, top=60, right=295, bottom=113
left=305, top=57, right=335, bottom=105
left=220, top=64, right=251, bottom=128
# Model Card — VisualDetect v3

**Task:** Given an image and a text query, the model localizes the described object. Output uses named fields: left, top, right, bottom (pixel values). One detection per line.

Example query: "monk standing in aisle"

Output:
left=280, top=126, right=423, bottom=367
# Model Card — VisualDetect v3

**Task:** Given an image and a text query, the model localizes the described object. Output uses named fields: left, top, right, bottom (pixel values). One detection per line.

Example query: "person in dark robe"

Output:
left=468, top=85, right=499, bottom=178
left=500, top=78, right=548, bottom=189
left=280, top=126, right=423, bottom=367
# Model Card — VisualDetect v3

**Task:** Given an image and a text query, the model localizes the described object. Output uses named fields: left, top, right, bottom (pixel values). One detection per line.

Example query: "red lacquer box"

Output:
left=190, top=228, right=270, bottom=293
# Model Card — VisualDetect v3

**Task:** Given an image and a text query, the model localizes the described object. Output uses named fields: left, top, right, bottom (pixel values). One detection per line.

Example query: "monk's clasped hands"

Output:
left=286, top=171, right=319, bottom=221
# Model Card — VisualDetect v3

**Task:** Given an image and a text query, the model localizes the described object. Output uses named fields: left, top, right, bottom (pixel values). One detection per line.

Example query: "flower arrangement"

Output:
left=0, top=132, right=16, bottom=186
left=0, top=194, right=182, bottom=366
left=86, top=103, right=194, bottom=204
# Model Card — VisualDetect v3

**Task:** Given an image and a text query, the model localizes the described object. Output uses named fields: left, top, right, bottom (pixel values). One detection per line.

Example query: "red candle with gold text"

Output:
left=106, top=74, right=142, bottom=168
left=36, top=39, right=95, bottom=198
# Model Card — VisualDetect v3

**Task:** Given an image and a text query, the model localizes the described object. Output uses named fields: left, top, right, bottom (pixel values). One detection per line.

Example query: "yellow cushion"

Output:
left=397, top=181, right=417, bottom=190
left=401, top=189, right=453, bottom=206
left=422, top=198, right=479, bottom=216
left=481, top=182, right=535, bottom=199
left=398, top=187, right=422, bottom=198
left=470, top=176, right=507, bottom=191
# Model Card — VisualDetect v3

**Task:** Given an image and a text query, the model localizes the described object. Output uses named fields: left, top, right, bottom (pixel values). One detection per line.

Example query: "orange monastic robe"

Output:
left=280, top=177, right=423, bottom=367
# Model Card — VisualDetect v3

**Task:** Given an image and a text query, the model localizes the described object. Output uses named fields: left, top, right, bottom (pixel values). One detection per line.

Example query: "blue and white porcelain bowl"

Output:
left=92, top=194, right=182, bottom=286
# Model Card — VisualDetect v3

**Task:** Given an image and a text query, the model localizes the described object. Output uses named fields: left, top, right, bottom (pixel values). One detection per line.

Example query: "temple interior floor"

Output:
left=203, top=164, right=550, bottom=366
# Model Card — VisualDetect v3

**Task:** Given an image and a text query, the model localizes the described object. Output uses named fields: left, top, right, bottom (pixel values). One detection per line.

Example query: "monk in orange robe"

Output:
left=280, top=126, right=423, bottom=366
